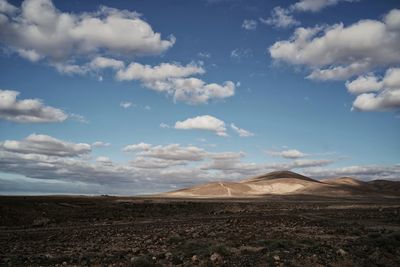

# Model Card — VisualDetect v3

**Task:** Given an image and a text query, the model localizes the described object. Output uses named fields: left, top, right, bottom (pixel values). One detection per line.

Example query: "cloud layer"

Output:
left=0, top=89, right=67, bottom=123
left=0, top=134, right=397, bottom=195
left=0, top=0, right=236, bottom=105
left=0, top=134, right=91, bottom=157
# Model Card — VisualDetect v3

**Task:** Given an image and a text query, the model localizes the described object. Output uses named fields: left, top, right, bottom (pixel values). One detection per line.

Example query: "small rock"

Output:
left=131, top=247, right=140, bottom=254
left=192, top=232, right=199, bottom=238
left=210, top=252, right=222, bottom=263
left=337, top=248, right=347, bottom=256
left=273, top=255, right=280, bottom=261
left=192, top=255, right=199, bottom=263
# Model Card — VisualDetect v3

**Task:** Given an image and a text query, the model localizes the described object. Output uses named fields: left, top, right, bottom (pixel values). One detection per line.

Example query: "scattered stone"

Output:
left=192, top=254, right=199, bottom=263
left=192, top=232, right=199, bottom=238
left=165, top=252, right=173, bottom=260
left=210, top=252, right=223, bottom=263
left=131, top=247, right=140, bottom=254
left=337, top=248, right=347, bottom=256
left=2, top=197, right=399, bottom=266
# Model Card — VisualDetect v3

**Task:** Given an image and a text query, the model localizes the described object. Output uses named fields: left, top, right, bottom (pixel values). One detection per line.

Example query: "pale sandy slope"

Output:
left=161, top=171, right=400, bottom=198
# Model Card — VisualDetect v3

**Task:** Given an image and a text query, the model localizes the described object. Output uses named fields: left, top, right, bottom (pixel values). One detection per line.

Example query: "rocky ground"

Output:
left=1, top=195, right=400, bottom=266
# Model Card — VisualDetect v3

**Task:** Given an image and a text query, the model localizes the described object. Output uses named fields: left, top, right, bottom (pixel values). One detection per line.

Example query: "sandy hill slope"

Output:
left=165, top=181, right=252, bottom=198
left=160, top=171, right=400, bottom=198
left=321, top=177, right=368, bottom=186
left=240, top=171, right=322, bottom=195
left=245, top=170, right=318, bottom=183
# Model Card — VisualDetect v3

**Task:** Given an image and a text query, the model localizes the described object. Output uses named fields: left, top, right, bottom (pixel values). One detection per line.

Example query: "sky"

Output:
left=0, top=0, right=399, bottom=195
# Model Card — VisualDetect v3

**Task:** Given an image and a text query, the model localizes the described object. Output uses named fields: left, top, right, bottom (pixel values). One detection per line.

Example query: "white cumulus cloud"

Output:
left=269, top=9, right=400, bottom=113
left=290, top=0, right=358, bottom=13
left=0, top=134, right=91, bottom=157
left=261, top=1, right=357, bottom=29
left=116, top=62, right=204, bottom=82
left=175, top=115, right=228, bottom=137
left=89, top=56, right=125, bottom=70
left=0, top=0, right=175, bottom=62
left=137, top=144, right=206, bottom=161
left=267, top=149, right=308, bottom=159
left=348, top=68, right=400, bottom=111
left=269, top=9, right=400, bottom=80
left=0, top=89, right=68, bottom=123
left=123, top=142, right=152, bottom=152
left=0, top=0, right=17, bottom=14
left=116, top=62, right=234, bottom=105
left=345, top=74, right=383, bottom=95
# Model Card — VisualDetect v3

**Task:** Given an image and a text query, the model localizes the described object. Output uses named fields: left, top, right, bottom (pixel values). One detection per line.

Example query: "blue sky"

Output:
left=0, top=0, right=399, bottom=195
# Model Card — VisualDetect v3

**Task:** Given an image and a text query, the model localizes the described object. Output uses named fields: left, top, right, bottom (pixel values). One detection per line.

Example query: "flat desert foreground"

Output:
left=1, top=195, right=400, bottom=267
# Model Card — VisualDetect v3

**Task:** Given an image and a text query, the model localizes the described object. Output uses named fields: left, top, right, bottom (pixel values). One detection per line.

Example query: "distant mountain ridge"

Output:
left=159, top=171, right=400, bottom=198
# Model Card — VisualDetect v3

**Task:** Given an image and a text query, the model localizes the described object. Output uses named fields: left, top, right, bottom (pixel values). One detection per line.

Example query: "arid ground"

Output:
left=1, top=195, right=400, bottom=267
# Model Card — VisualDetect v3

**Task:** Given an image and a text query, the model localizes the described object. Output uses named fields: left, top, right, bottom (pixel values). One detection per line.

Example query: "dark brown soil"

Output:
left=1, top=195, right=400, bottom=266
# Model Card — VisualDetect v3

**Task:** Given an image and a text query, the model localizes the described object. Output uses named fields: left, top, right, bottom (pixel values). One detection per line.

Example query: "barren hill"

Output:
left=245, top=170, right=318, bottom=183
left=161, top=171, right=400, bottom=198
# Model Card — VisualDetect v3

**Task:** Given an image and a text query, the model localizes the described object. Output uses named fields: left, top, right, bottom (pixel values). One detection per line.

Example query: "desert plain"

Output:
left=1, top=171, right=400, bottom=267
